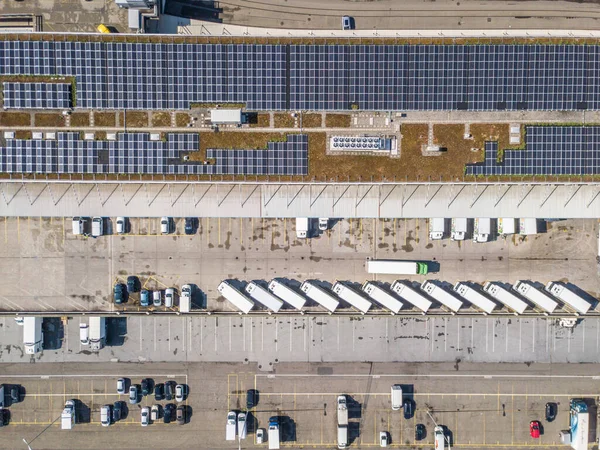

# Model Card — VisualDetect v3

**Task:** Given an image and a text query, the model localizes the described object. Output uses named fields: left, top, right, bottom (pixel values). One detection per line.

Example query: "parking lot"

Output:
left=0, top=217, right=597, bottom=314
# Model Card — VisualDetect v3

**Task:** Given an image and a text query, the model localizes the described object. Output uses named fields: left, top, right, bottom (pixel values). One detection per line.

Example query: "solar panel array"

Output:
left=3, top=82, right=71, bottom=109
left=206, top=134, right=308, bottom=175
left=465, top=126, right=600, bottom=176
left=0, top=41, right=599, bottom=111
left=0, top=133, right=308, bottom=175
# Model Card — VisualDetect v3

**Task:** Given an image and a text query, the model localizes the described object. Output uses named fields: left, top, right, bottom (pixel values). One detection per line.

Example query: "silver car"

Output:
left=129, top=385, right=140, bottom=404
left=165, top=288, right=175, bottom=308
left=117, top=378, right=126, bottom=395
left=141, top=406, right=150, bottom=427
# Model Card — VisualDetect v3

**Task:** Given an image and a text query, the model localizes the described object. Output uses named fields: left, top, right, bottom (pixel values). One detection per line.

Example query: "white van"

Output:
left=100, top=405, right=111, bottom=427
left=391, top=385, right=402, bottom=410
left=434, top=426, right=445, bottom=450
left=72, top=217, right=86, bottom=235
left=337, top=425, right=348, bottom=449
left=91, top=217, right=103, bottom=237
left=79, top=323, right=89, bottom=345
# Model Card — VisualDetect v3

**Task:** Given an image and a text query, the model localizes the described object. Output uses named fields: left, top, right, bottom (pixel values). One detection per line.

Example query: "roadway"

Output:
left=0, top=361, right=597, bottom=449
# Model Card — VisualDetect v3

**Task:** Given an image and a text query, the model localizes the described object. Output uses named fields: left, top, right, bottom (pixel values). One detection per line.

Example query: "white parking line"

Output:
left=303, top=317, right=306, bottom=352
left=582, top=319, right=586, bottom=352
left=153, top=317, right=157, bottom=352
left=228, top=317, right=232, bottom=352
left=337, top=317, right=340, bottom=351
left=289, top=318, right=292, bottom=352
left=519, top=319, right=522, bottom=353
left=139, top=317, right=142, bottom=352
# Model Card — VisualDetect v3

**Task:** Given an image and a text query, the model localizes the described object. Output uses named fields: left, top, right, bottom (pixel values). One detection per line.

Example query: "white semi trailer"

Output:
left=300, top=281, right=339, bottom=313
left=268, top=280, right=306, bottom=310
left=218, top=281, right=254, bottom=314
left=453, top=283, right=496, bottom=314
left=483, top=282, right=528, bottom=314
left=545, top=282, right=591, bottom=315
left=362, top=282, right=403, bottom=314
left=473, top=218, right=491, bottom=243
left=366, top=259, right=428, bottom=275
left=390, top=281, right=432, bottom=313
left=513, top=281, right=558, bottom=314
left=451, top=218, right=467, bottom=241
left=420, top=281, right=463, bottom=313
left=429, top=218, right=445, bottom=240
left=89, top=317, right=106, bottom=351
left=245, top=282, right=283, bottom=313
left=498, top=218, right=516, bottom=236
left=332, top=282, right=372, bottom=314
left=23, top=317, right=43, bottom=354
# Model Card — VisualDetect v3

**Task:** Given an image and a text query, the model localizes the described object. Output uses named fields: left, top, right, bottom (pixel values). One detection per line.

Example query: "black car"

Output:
left=184, top=218, right=197, bottom=235
left=114, top=283, right=125, bottom=304
left=127, top=276, right=139, bottom=294
left=545, top=402, right=557, bottom=422
left=0, top=409, right=7, bottom=427
left=163, top=403, right=175, bottom=424
left=246, top=389, right=258, bottom=409
left=415, top=424, right=426, bottom=441
left=154, top=383, right=164, bottom=401
left=165, top=381, right=175, bottom=401
left=403, top=399, right=414, bottom=419
left=10, top=386, right=20, bottom=404
left=141, top=378, right=152, bottom=396
left=112, top=401, right=123, bottom=422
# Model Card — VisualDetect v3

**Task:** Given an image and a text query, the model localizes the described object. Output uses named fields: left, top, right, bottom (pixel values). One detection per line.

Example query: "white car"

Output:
left=318, top=218, right=329, bottom=231
left=256, top=428, right=265, bottom=444
left=151, top=404, right=159, bottom=421
left=141, top=406, right=150, bottom=426
left=116, top=378, right=126, bottom=395
left=379, top=431, right=389, bottom=447
left=116, top=217, right=126, bottom=234
left=165, top=288, right=175, bottom=308
left=100, top=405, right=111, bottom=427
left=79, top=323, right=89, bottom=345
left=160, top=217, right=171, bottom=234
left=153, top=290, right=161, bottom=307
left=175, top=384, right=185, bottom=402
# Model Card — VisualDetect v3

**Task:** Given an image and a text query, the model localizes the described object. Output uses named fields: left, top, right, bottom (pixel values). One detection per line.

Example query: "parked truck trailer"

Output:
left=420, top=281, right=463, bottom=313
left=498, top=218, right=516, bottom=236
left=390, top=281, right=432, bottom=313
left=268, top=280, right=306, bottom=310
left=362, top=282, right=403, bottom=314
left=296, top=218, right=309, bottom=239
left=483, top=282, right=528, bottom=314
left=332, top=282, right=372, bottom=314
left=429, top=218, right=445, bottom=240
left=23, top=316, right=43, bottom=354
left=218, top=281, right=254, bottom=314
left=513, top=281, right=558, bottom=314
left=245, top=282, right=283, bottom=313
left=453, top=283, right=496, bottom=314
left=451, top=218, right=467, bottom=241
left=545, top=282, right=591, bottom=315
left=89, top=317, right=106, bottom=351
left=473, top=218, right=491, bottom=243
left=300, top=281, right=339, bottom=313
left=268, top=417, right=280, bottom=449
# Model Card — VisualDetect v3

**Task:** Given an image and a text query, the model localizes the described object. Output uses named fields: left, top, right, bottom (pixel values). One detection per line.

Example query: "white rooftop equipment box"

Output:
left=210, top=109, right=242, bottom=124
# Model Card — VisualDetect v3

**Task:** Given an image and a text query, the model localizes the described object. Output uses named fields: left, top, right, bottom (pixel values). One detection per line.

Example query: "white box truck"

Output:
left=483, top=282, right=528, bottom=314
left=498, top=218, right=516, bottom=236
left=337, top=395, right=348, bottom=426
left=473, top=218, right=491, bottom=243
left=296, top=218, right=309, bottom=239
left=366, top=259, right=428, bottom=275
left=513, top=280, right=558, bottom=314
left=429, top=218, right=445, bottom=240
left=391, top=384, right=402, bottom=410
left=421, top=281, right=463, bottom=313
left=362, top=282, right=403, bottom=314
left=453, top=283, right=496, bottom=314
left=23, top=316, right=43, bottom=354
left=225, top=411, right=236, bottom=441
left=268, top=417, right=280, bottom=450
left=268, top=280, right=306, bottom=310
left=245, top=282, right=283, bottom=313
left=434, top=426, right=446, bottom=450
left=337, top=425, right=348, bottom=449
left=545, top=282, right=591, bottom=315
left=89, top=317, right=106, bottom=351
left=451, top=218, right=467, bottom=241
left=332, top=282, right=372, bottom=314
left=519, top=218, right=538, bottom=235
left=390, top=281, right=432, bottom=313
left=61, top=400, right=76, bottom=430
left=218, top=281, right=254, bottom=314
left=300, top=281, right=339, bottom=313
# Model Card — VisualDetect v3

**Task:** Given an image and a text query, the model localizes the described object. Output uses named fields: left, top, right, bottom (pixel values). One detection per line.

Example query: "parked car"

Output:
left=153, top=290, right=161, bottom=307
left=10, top=386, right=20, bottom=404
left=116, top=378, right=126, bottom=395
left=116, top=217, right=126, bottom=234
left=163, top=403, right=175, bottom=424
left=545, top=402, right=557, bottom=422
left=165, top=288, right=175, bottom=308
left=140, top=290, right=150, bottom=307
left=151, top=405, right=159, bottom=421
left=175, top=384, right=185, bottom=402
left=403, top=399, right=414, bottom=419
left=100, top=404, right=111, bottom=427
left=184, top=218, right=197, bottom=235
left=0, top=408, right=8, bottom=427
left=256, top=428, right=265, bottom=444
left=530, top=420, right=541, bottom=438
left=129, top=385, right=140, bottom=404
left=154, top=383, right=164, bottom=401
left=141, top=379, right=151, bottom=396
left=379, top=431, right=389, bottom=447
left=79, top=323, right=89, bottom=345
left=246, top=389, right=258, bottom=409
left=176, top=405, right=185, bottom=425
left=127, top=276, right=138, bottom=293
left=161, top=217, right=171, bottom=234
left=141, top=406, right=150, bottom=426
left=415, top=424, right=426, bottom=441
left=165, top=381, right=174, bottom=401
left=114, top=283, right=125, bottom=304
left=112, top=401, right=122, bottom=422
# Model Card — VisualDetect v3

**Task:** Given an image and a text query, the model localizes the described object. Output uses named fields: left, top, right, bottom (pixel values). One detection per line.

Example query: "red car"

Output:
left=530, top=420, right=541, bottom=438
